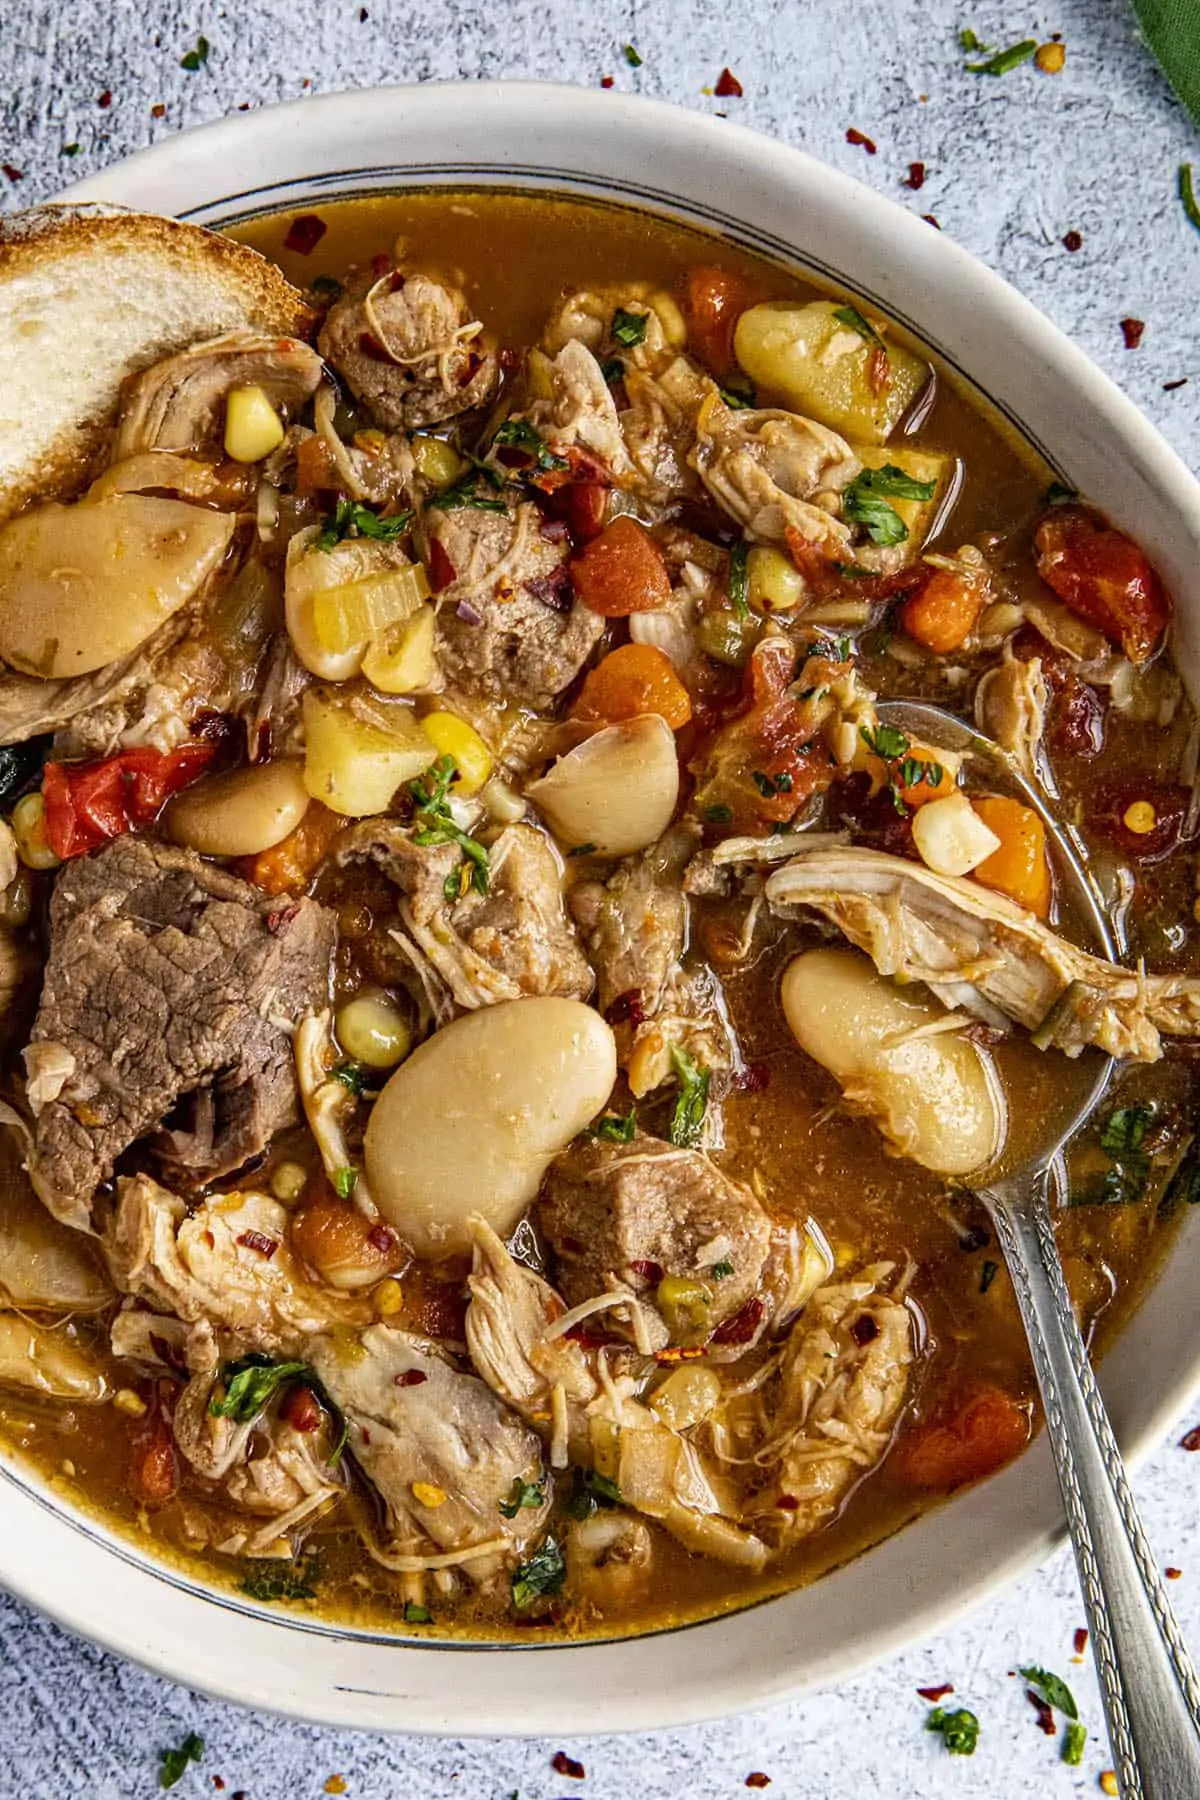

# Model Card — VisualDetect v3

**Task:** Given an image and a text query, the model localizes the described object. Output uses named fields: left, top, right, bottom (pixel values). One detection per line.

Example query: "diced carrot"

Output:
left=294, top=433, right=340, bottom=497
left=890, top=1384, right=1031, bottom=1491
left=898, top=565, right=987, bottom=654
left=970, top=794, right=1052, bottom=918
left=240, top=800, right=344, bottom=894
left=1035, top=506, right=1170, bottom=666
left=683, top=265, right=756, bottom=376
left=573, top=643, right=692, bottom=729
left=570, top=515, right=672, bottom=617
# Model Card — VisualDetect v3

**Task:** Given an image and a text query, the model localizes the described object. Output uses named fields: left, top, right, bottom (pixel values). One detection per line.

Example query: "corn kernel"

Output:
left=11, top=792, right=59, bottom=870
left=1035, top=41, right=1066, bottom=73
left=412, top=434, right=465, bottom=487
left=113, top=1388, right=148, bottom=1417
left=375, top=1276, right=405, bottom=1317
left=224, top=384, right=286, bottom=463
left=747, top=545, right=807, bottom=614
left=421, top=711, right=493, bottom=795
left=61, top=1459, right=76, bottom=1477
left=1099, top=1774, right=1118, bottom=1797
left=1123, top=800, right=1157, bottom=835
left=271, top=1159, right=309, bottom=1203
left=412, top=1481, right=447, bottom=1508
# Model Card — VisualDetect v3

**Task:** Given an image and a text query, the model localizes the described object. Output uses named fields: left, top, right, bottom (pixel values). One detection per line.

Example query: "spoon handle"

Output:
left=984, top=1170, right=1200, bottom=1800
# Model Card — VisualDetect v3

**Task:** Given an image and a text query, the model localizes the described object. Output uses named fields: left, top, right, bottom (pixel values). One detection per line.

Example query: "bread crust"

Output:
left=0, top=203, right=315, bottom=520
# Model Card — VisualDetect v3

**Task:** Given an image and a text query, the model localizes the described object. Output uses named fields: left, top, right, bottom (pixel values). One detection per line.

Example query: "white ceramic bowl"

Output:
left=5, top=80, right=1200, bottom=1736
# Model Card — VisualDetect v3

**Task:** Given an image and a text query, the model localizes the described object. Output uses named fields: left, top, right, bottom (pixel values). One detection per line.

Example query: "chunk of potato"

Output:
left=364, top=997, right=617, bottom=1257
left=733, top=299, right=929, bottom=444
left=301, top=689, right=434, bottom=817
left=0, top=494, right=234, bottom=678
left=781, top=947, right=1005, bottom=1176
left=853, top=444, right=958, bottom=554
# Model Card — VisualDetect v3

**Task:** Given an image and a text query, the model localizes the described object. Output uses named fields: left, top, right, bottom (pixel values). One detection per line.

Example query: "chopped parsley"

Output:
left=209, top=1355, right=315, bottom=1423
left=332, top=1060, right=368, bottom=1096
left=1019, top=1665, right=1079, bottom=1720
left=315, top=498, right=414, bottom=550
left=958, top=27, right=993, bottom=52
left=403, top=1601, right=433, bottom=1624
left=668, top=1043, right=710, bottom=1148
left=832, top=304, right=884, bottom=347
left=408, top=755, right=491, bottom=896
left=728, top=538, right=749, bottom=619
left=896, top=754, right=944, bottom=792
left=499, top=1475, right=547, bottom=1518
left=1182, top=164, right=1200, bottom=235
left=428, top=473, right=508, bottom=514
left=601, top=356, right=625, bottom=385
left=703, top=803, right=733, bottom=824
left=240, top=1557, right=321, bottom=1602
left=1062, top=1719, right=1087, bottom=1766
left=926, top=1706, right=980, bottom=1755
left=859, top=722, right=910, bottom=762
left=710, top=1259, right=735, bottom=1280
left=333, top=1165, right=358, bottom=1200
left=179, top=34, right=210, bottom=70
left=1085, top=1102, right=1155, bottom=1205
left=833, top=561, right=875, bottom=580
left=566, top=1467, right=624, bottom=1519
left=310, top=273, right=344, bottom=301
left=611, top=307, right=649, bottom=348
left=752, top=769, right=793, bottom=798
left=511, top=1534, right=567, bottom=1609
left=593, top=1108, right=638, bottom=1143
left=492, top=417, right=569, bottom=474
left=623, top=42, right=643, bottom=67
left=979, top=1258, right=1000, bottom=1294
left=718, top=376, right=757, bottom=409
left=843, top=465, right=936, bottom=547
left=62, top=142, right=80, bottom=156
left=966, top=37, right=1038, bottom=74
left=159, top=1732, right=205, bottom=1789
left=567, top=842, right=597, bottom=857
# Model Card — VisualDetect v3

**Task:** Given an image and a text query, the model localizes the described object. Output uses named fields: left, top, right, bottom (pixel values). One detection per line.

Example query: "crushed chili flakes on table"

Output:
left=917, top=1682, right=955, bottom=1702
left=1062, top=229, right=1083, bottom=251
left=1074, top=1627, right=1089, bottom=1655
left=97, top=89, right=112, bottom=107
left=212, top=1779, right=226, bottom=1792
left=551, top=1751, right=586, bottom=1779
left=922, top=214, right=942, bottom=229
left=745, top=1775, right=772, bottom=1790
left=284, top=212, right=328, bottom=255
left=151, top=102, right=166, bottom=118
left=600, top=74, right=614, bottom=87
left=1026, top=1689, right=1056, bottom=1735
left=1179, top=1423, right=1200, bottom=1450
left=1, top=165, right=21, bottom=182
left=1164, top=377, right=1189, bottom=392
left=903, top=161, right=926, bottom=189
left=715, top=67, right=744, bottom=98
left=846, top=127, right=877, bottom=154
left=1120, top=317, right=1145, bottom=349
left=1166, top=1566, right=1183, bottom=1580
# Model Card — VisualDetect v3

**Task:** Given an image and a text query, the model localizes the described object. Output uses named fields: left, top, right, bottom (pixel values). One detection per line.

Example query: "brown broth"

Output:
left=0, top=189, right=1193, bottom=1644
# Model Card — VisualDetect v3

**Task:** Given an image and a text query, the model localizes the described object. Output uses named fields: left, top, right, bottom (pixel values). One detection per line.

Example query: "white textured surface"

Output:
left=2, top=2, right=1200, bottom=1794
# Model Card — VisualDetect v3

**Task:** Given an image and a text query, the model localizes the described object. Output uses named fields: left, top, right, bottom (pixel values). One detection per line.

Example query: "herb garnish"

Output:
left=966, top=37, right=1038, bottom=74
left=593, top=1109, right=638, bottom=1143
left=979, top=1258, right=1000, bottom=1294
left=926, top=1706, right=979, bottom=1755
left=832, top=304, right=884, bottom=347
left=63, top=142, right=81, bottom=157
left=1090, top=1102, right=1154, bottom=1204
left=403, top=1601, right=433, bottom=1624
left=316, top=498, right=415, bottom=551
left=511, top=1534, right=567, bottom=1609
left=1019, top=1665, right=1079, bottom=1720
left=428, top=473, right=508, bottom=514
left=1062, top=1720, right=1087, bottom=1766
left=310, top=273, right=343, bottom=301
left=843, top=465, right=937, bottom=546
left=623, top=42, right=643, bottom=67
left=240, top=1557, right=321, bottom=1602
left=611, top=307, right=649, bottom=348
left=668, top=1043, right=710, bottom=1148
left=159, top=1731, right=205, bottom=1789
left=179, top=35, right=210, bottom=70
left=333, top=1060, right=368, bottom=1096
left=333, top=1165, right=358, bottom=1200
left=959, top=27, right=993, bottom=52
left=567, top=842, right=597, bottom=857
left=718, top=377, right=757, bottom=410
left=601, top=356, right=625, bottom=385
left=710, top=1259, right=735, bottom=1280
left=703, top=803, right=734, bottom=824
left=209, top=1355, right=315, bottom=1423
left=896, top=754, right=945, bottom=792
left=499, top=1475, right=547, bottom=1518
left=566, top=1468, right=624, bottom=1519
left=492, top=417, right=569, bottom=474
left=728, top=538, right=749, bottom=619
left=1043, top=480, right=1079, bottom=507
left=408, top=755, right=491, bottom=897
left=1180, top=164, right=1200, bottom=235
left=752, top=769, right=793, bottom=798
left=859, top=722, right=911, bottom=762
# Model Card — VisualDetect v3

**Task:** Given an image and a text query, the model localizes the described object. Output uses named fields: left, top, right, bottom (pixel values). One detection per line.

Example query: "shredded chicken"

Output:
left=520, top=338, right=631, bottom=474
left=974, top=646, right=1049, bottom=781
left=689, top=395, right=859, bottom=554
left=114, top=331, right=323, bottom=459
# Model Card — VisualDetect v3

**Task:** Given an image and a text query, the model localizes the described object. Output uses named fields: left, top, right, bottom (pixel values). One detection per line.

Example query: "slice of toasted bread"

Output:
left=0, top=203, right=315, bottom=522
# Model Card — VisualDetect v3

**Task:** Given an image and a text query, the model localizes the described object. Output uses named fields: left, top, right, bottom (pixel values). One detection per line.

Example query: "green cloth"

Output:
left=1132, top=0, right=1200, bottom=129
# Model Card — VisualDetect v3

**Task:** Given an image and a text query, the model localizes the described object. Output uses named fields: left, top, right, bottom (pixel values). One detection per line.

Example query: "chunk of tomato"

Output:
left=683, top=265, right=755, bottom=377
left=889, top=1384, right=1032, bottom=1491
left=570, top=515, right=671, bottom=616
left=1035, top=507, right=1170, bottom=666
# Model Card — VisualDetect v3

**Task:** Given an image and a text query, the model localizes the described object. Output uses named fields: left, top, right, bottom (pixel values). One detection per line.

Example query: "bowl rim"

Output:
left=2, top=76, right=1199, bottom=1737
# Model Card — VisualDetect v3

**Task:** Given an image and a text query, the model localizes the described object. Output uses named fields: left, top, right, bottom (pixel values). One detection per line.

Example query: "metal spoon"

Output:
left=878, top=698, right=1200, bottom=1800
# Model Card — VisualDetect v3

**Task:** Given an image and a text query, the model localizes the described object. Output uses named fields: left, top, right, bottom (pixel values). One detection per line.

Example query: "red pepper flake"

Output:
left=368, top=1223, right=398, bottom=1252
left=1167, top=1566, right=1183, bottom=1580
left=1164, top=377, right=1189, bottom=392
left=775, top=1494, right=799, bottom=1512
left=359, top=5, right=369, bottom=16
left=551, top=1752, right=586, bottom=1780
left=151, top=103, right=167, bottom=119
left=917, top=1682, right=955, bottom=1702
left=1073, top=1628, right=1089, bottom=1655
left=1, top=165, right=22, bottom=182
left=734, top=1060, right=771, bottom=1094
left=629, top=1259, right=665, bottom=1285
left=1119, top=317, right=1145, bottom=349
left=845, top=127, right=876, bottom=154
left=867, top=344, right=892, bottom=397
left=98, top=89, right=112, bottom=107
left=1026, top=1689, right=1056, bottom=1735
left=283, top=212, right=328, bottom=256
left=600, top=74, right=614, bottom=88
left=922, top=214, right=942, bottom=229
left=1180, top=1423, right=1200, bottom=1450
left=236, top=1230, right=279, bottom=1259
left=213, top=1780, right=226, bottom=1792
left=745, top=1776, right=772, bottom=1790
left=715, top=68, right=744, bottom=98
left=902, top=161, right=926, bottom=190
left=427, top=538, right=458, bottom=593
left=394, top=1370, right=429, bottom=1388
left=712, top=1295, right=765, bottom=1345
left=266, top=902, right=300, bottom=935
left=604, top=988, right=646, bottom=1028
left=1062, top=229, right=1083, bottom=251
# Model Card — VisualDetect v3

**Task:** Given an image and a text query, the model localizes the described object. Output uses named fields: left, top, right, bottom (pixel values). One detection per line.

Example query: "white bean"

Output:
left=163, top=759, right=310, bottom=858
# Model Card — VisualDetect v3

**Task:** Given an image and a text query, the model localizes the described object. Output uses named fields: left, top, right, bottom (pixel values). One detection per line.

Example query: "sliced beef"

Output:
left=337, top=818, right=593, bottom=1008
left=569, top=825, right=696, bottom=1016
left=537, top=1131, right=774, bottom=1343
left=430, top=501, right=604, bottom=709
left=318, top=269, right=498, bottom=431
left=26, top=837, right=335, bottom=1224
